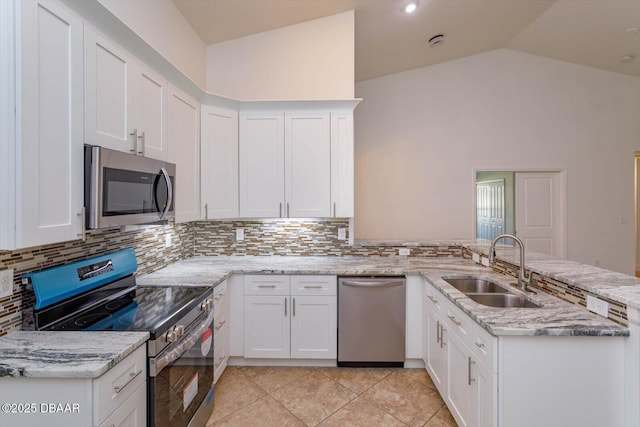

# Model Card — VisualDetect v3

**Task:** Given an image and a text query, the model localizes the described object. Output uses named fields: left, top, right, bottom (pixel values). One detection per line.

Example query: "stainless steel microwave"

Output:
left=84, top=145, right=175, bottom=229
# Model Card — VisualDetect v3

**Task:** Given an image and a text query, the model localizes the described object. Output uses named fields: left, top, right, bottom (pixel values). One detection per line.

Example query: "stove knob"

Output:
left=208, top=298, right=215, bottom=310
left=166, top=330, right=178, bottom=343
left=200, top=298, right=214, bottom=312
left=175, top=325, right=185, bottom=337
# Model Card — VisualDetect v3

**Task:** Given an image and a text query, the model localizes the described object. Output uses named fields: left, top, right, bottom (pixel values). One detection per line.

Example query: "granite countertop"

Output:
left=136, top=255, right=628, bottom=337
left=0, top=331, right=149, bottom=378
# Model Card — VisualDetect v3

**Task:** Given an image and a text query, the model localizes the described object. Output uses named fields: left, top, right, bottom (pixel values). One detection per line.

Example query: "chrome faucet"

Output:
left=489, top=233, right=531, bottom=292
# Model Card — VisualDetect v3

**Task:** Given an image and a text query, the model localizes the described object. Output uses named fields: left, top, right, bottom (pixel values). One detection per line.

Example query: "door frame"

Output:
left=472, top=168, right=567, bottom=259
left=634, top=153, right=640, bottom=274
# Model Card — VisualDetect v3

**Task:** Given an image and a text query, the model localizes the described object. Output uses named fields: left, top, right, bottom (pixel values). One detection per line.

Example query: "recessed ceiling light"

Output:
left=621, top=55, right=634, bottom=62
left=625, top=27, right=639, bottom=35
left=404, top=2, right=417, bottom=14
left=428, top=34, right=445, bottom=47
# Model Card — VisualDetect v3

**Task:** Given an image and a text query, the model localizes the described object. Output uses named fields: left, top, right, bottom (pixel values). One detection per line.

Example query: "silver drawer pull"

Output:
left=447, top=314, right=462, bottom=326
left=214, top=320, right=226, bottom=331
left=468, top=357, right=476, bottom=385
left=258, top=285, right=276, bottom=288
left=114, top=370, right=142, bottom=394
left=428, top=295, right=438, bottom=304
left=303, top=285, right=323, bottom=289
left=475, top=341, right=485, bottom=349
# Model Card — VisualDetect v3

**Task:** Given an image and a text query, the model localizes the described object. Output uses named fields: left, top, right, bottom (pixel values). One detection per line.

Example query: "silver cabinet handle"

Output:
left=204, top=203, right=208, bottom=220
left=287, top=202, right=290, bottom=218
left=440, top=325, right=446, bottom=348
left=159, top=167, right=172, bottom=220
left=447, top=314, right=462, bottom=326
left=137, top=131, right=145, bottom=156
left=304, top=285, right=323, bottom=289
left=279, top=202, right=283, bottom=218
left=258, top=285, right=276, bottom=288
left=129, top=128, right=138, bottom=153
left=77, top=207, right=86, bottom=241
left=114, top=369, right=142, bottom=394
left=214, top=320, right=226, bottom=331
left=284, top=297, right=287, bottom=316
left=428, top=295, right=438, bottom=304
left=475, top=341, right=485, bottom=349
left=293, top=297, right=296, bottom=316
left=468, top=357, right=476, bottom=385
left=436, top=320, right=441, bottom=344
left=333, top=202, right=336, bottom=217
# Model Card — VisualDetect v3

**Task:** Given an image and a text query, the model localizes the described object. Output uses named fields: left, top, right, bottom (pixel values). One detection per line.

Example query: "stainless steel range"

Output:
left=24, top=249, right=215, bottom=427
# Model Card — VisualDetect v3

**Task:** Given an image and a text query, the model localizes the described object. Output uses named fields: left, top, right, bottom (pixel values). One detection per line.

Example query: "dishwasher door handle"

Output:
left=340, top=280, right=404, bottom=288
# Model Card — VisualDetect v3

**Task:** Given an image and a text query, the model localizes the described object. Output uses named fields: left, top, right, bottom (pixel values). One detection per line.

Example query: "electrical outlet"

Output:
left=0, top=269, right=14, bottom=298
left=338, top=228, right=347, bottom=240
left=587, top=295, right=609, bottom=318
left=472, top=253, right=480, bottom=263
left=399, top=248, right=410, bottom=256
left=481, top=256, right=490, bottom=267
left=165, top=234, right=172, bottom=248
left=236, top=228, right=245, bottom=241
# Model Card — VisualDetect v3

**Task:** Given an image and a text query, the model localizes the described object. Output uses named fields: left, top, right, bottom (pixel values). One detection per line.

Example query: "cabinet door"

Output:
left=99, top=382, right=146, bottom=427
left=330, top=111, right=354, bottom=217
left=18, top=0, right=84, bottom=248
left=284, top=112, right=331, bottom=217
left=476, top=361, right=496, bottom=427
left=201, top=105, right=239, bottom=219
left=290, top=296, right=336, bottom=359
left=136, top=64, right=168, bottom=161
left=239, top=112, right=285, bottom=217
left=425, top=308, right=447, bottom=393
left=244, top=295, right=290, bottom=358
left=168, top=85, right=200, bottom=223
left=84, top=24, right=137, bottom=154
left=447, top=331, right=477, bottom=427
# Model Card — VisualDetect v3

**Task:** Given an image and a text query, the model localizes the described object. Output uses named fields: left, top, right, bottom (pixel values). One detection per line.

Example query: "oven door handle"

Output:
left=150, top=309, right=214, bottom=377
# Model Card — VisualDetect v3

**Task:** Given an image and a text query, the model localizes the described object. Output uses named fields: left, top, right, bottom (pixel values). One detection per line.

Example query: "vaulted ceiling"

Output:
left=173, top=0, right=640, bottom=82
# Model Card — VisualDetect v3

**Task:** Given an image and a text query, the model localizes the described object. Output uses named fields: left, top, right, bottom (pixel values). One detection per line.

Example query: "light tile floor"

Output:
left=206, top=366, right=458, bottom=427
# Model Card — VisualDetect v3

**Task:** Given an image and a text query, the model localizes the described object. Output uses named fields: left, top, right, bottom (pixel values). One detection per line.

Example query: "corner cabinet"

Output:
left=243, top=275, right=337, bottom=359
left=84, top=24, right=169, bottom=161
left=238, top=102, right=358, bottom=219
left=1, top=0, right=84, bottom=250
left=201, top=105, right=239, bottom=219
left=168, top=85, right=200, bottom=223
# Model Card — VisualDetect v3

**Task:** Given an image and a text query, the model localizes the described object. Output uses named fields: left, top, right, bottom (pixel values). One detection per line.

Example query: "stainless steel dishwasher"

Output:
left=337, top=276, right=406, bottom=367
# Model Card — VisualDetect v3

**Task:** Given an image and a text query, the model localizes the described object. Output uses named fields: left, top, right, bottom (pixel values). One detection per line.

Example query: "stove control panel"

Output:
left=166, top=324, right=185, bottom=343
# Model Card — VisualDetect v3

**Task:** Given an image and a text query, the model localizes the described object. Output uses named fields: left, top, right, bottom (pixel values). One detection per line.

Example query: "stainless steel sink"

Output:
left=467, top=293, right=542, bottom=308
left=443, top=277, right=510, bottom=294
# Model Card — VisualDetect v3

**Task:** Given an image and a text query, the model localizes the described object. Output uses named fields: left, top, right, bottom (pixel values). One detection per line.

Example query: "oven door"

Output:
left=149, top=313, right=214, bottom=427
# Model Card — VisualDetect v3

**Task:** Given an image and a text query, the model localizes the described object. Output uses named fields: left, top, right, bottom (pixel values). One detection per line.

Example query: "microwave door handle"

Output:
left=159, top=167, right=172, bottom=219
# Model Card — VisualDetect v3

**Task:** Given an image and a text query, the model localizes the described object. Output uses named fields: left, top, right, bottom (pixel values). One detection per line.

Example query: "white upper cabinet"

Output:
left=330, top=111, right=355, bottom=217
left=201, top=105, right=239, bottom=219
left=239, top=112, right=285, bottom=218
left=85, top=25, right=169, bottom=161
left=2, top=0, right=84, bottom=250
left=168, top=85, right=200, bottom=223
left=285, top=112, right=331, bottom=218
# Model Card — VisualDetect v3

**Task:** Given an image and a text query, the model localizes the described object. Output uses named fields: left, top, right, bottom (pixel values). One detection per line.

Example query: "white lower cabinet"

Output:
left=0, top=345, right=147, bottom=427
left=213, top=280, right=230, bottom=383
left=243, top=275, right=337, bottom=360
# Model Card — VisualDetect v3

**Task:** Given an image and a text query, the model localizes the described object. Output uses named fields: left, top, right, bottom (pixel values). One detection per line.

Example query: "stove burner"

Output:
left=105, top=298, right=133, bottom=311
left=74, top=312, right=111, bottom=326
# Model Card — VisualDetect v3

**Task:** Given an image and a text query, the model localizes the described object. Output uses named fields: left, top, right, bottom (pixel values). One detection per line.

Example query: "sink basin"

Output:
left=467, top=293, right=542, bottom=308
left=443, top=277, right=510, bottom=294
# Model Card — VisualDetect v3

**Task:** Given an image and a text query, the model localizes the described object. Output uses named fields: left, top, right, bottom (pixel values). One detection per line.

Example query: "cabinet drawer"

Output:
left=98, top=381, right=146, bottom=427
left=244, top=275, right=290, bottom=295
left=93, top=345, right=146, bottom=425
left=213, top=328, right=228, bottom=383
left=443, top=298, right=472, bottom=346
left=290, top=275, right=336, bottom=296
left=424, top=281, right=445, bottom=312
left=214, top=309, right=228, bottom=338
left=472, top=323, right=498, bottom=373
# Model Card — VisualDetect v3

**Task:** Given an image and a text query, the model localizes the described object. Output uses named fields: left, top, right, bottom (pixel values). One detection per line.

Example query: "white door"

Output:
left=239, top=112, right=285, bottom=217
left=330, top=111, right=355, bottom=217
left=84, top=24, right=136, bottom=154
left=168, top=85, right=200, bottom=223
left=476, top=179, right=505, bottom=241
left=19, top=0, right=84, bottom=248
left=515, top=172, right=565, bottom=257
left=201, top=105, right=239, bottom=219
left=244, top=295, right=290, bottom=358
left=136, top=65, right=168, bottom=160
left=290, top=296, right=337, bottom=359
left=285, top=112, right=331, bottom=217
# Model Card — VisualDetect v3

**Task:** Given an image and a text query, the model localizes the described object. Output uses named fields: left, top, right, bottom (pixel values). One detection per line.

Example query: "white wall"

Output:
left=98, top=0, right=206, bottom=88
left=206, top=12, right=354, bottom=100
left=355, top=49, right=640, bottom=274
